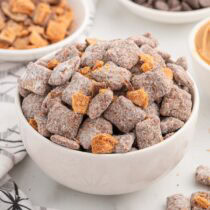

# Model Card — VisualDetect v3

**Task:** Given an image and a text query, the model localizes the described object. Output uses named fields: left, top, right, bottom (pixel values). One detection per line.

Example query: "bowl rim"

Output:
left=118, top=0, right=210, bottom=17
left=189, top=17, right=210, bottom=72
left=16, top=66, right=200, bottom=158
left=0, top=0, right=90, bottom=55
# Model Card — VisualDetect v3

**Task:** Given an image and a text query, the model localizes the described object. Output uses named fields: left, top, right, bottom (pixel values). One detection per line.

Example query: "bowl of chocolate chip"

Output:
left=16, top=34, right=199, bottom=195
left=0, top=0, right=90, bottom=62
left=118, top=0, right=210, bottom=24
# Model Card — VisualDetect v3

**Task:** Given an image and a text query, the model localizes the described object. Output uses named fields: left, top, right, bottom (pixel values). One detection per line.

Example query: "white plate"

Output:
left=0, top=0, right=90, bottom=62
left=118, top=0, right=210, bottom=24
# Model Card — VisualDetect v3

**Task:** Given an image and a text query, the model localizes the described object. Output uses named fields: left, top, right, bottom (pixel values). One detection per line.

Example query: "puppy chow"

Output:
left=195, top=165, right=210, bottom=186
left=166, top=194, right=191, bottom=210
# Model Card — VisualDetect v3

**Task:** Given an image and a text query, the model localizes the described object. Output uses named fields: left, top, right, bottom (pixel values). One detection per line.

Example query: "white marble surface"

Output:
left=11, top=0, right=210, bottom=209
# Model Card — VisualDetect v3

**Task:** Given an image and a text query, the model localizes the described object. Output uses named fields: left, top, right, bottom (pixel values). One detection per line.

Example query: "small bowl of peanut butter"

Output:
left=0, top=0, right=90, bottom=62
left=189, top=17, right=210, bottom=98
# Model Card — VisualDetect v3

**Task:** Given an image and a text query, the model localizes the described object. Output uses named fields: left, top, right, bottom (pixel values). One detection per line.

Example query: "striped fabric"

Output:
left=0, top=1, right=97, bottom=209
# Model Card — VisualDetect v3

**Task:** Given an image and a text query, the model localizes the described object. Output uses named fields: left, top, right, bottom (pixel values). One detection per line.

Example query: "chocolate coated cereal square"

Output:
left=195, top=165, right=210, bottom=186
left=115, top=133, right=135, bottom=153
left=104, top=96, right=146, bottom=133
left=166, top=194, right=190, bottom=210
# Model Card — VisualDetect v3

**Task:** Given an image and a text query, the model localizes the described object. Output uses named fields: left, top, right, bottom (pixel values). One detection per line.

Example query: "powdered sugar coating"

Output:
left=46, top=103, right=83, bottom=139
left=87, top=89, right=113, bottom=119
left=77, top=117, right=113, bottom=150
left=106, top=40, right=140, bottom=69
left=22, top=93, right=45, bottom=119
left=131, top=70, right=172, bottom=102
left=20, top=62, right=52, bottom=96
left=48, top=56, right=80, bottom=86
left=166, top=194, right=190, bottom=210
left=34, top=113, right=51, bottom=137
left=62, top=72, right=93, bottom=105
left=104, top=96, right=146, bottom=133
left=160, top=85, right=192, bottom=122
left=115, top=133, right=135, bottom=153
left=90, top=62, right=132, bottom=91
left=195, top=165, right=210, bottom=186
left=160, top=117, right=184, bottom=134
left=175, top=56, right=188, bottom=71
left=145, top=103, right=159, bottom=117
left=136, top=116, right=163, bottom=149
left=50, top=135, right=80, bottom=150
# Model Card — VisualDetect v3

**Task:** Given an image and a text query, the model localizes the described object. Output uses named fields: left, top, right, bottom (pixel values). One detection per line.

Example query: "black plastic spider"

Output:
left=0, top=182, right=31, bottom=210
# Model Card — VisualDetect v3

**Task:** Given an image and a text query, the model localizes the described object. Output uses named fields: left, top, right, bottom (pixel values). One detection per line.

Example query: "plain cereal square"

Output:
left=160, top=85, right=192, bottom=122
left=46, top=103, right=83, bottom=139
left=20, top=62, right=52, bottom=96
left=104, top=96, right=146, bottom=133
left=136, top=116, right=163, bottom=149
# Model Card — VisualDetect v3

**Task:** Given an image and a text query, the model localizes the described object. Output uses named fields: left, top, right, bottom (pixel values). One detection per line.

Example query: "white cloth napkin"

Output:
left=0, top=1, right=97, bottom=209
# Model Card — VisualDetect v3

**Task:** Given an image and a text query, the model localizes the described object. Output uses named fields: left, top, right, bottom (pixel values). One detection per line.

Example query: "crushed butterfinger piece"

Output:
left=140, top=53, right=154, bottom=72
left=163, top=67, right=173, bottom=80
left=92, top=60, right=104, bottom=70
left=80, top=66, right=91, bottom=75
left=46, top=20, right=67, bottom=42
left=91, top=134, right=118, bottom=154
left=72, top=92, right=91, bottom=114
left=10, top=0, right=35, bottom=15
left=29, top=31, right=48, bottom=47
left=48, top=58, right=59, bottom=69
left=127, top=88, right=149, bottom=109
left=33, top=3, right=51, bottom=25
left=28, top=118, right=38, bottom=130
left=193, top=195, right=210, bottom=209
left=86, top=38, right=98, bottom=45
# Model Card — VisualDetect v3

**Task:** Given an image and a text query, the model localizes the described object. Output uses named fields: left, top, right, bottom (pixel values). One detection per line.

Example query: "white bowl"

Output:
left=118, top=0, right=210, bottom=24
left=16, top=54, right=200, bottom=195
left=189, top=17, right=210, bottom=98
left=0, top=0, right=90, bottom=62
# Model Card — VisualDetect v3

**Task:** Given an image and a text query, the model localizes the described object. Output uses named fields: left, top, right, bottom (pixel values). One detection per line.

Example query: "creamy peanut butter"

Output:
left=195, top=21, right=210, bottom=65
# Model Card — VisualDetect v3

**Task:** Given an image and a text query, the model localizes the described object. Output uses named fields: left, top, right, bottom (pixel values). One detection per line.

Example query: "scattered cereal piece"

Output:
left=22, top=93, right=45, bottom=119
left=50, top=135, right=80, bottom=150
left=91, top=134, right=118, bottom=154
left=104, top=96, right=146, bottom=133
left=160, top=85, right=192, bottom=122
left=77, top=117, right=113, bottom=150
left=20, top=62, right=52, bottom=96
left=33, top=2, right=51, bottom=25
left=87, top=89, right=113, bottom=119
left=166, top=194, right=191, bottom=210
left=47, top=58, right=60, bottom=69
left=90, top=61, right=132, bottom=91
left=46, top=103, right=83, bottom=139
left=136, top=116, right=163, bottom=149
left=62, top=72, right=93, bottom=105
left=11, top=0, right=35, bottom=15
left=72, top=92, right=91, bottom=114
left=48, top=56, right=80, bottom=86
left=160, top=117, right=184, bottom=135
left=28, top=118, right=38, bottom=130
left=191, top=192, right=210, bottom=210
left=34, top=113, right=51, bottom=137
left=127, top=88, right=149, bottom=109
left=195, top=165, right=210, bottom=186
left=115, top=133, right=135, bottom=153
